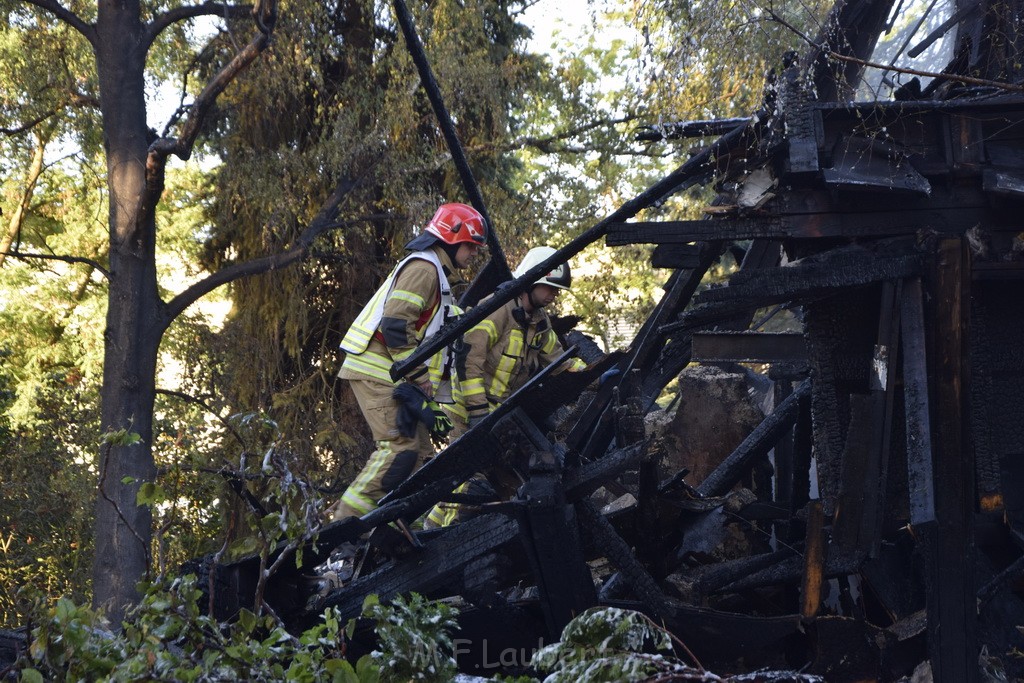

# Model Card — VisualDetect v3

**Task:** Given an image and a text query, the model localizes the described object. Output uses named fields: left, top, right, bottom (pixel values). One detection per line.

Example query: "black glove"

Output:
left=429, top=402, right=453, bottom=437
left=393, top=382, right=435, bottom=438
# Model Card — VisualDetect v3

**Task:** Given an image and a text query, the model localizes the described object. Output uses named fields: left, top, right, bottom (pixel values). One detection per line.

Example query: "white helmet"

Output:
left=513, top=246, right=571, bottom=290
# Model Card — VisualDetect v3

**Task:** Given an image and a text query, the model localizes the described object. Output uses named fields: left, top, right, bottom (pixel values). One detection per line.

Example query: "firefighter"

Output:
left=424, top=245, right=586, bottom=528
left=326, top=202, right=486, bottom=523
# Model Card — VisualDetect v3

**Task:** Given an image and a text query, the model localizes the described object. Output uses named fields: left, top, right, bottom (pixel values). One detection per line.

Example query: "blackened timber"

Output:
left=901, top=277, right=935, bottom=525
left=721, top=547, right=865, bottom=593
left=696, top=378, right=812, bottom=498
left=563, top=442, right=647, bottom=500
left=667, top=549, right=796, bottom=601
left=634, top=117, right=750, bottom=142
left=831, top=281, right=900, bottom=558
left=390, top=0, right=511, bottom=290
left=868, top=281, right=901, bottom=553
left=312, top=512, right=520, bottom=622
left=923, top=238, right=977, bottom=683
left=513, top=413, right=596, bottom=637
left=672, top=241, right=921, bottom=332
left=651, top=243, right=704, bottom=269
left=801, top=500, right=827, bottom=618
left=691, top=332, right=807, bottom=363
left=577, top=498, right=674, bottom=621
left=605, top=203, right=992, bottom=244
left=390, top=119, right=761, bottom=382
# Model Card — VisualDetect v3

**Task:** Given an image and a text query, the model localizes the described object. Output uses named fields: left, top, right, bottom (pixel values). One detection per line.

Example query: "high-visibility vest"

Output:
left=340, top=250, right=457, bottom=400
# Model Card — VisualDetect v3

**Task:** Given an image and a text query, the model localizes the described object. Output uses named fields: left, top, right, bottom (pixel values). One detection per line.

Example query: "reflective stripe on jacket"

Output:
left=451, top=296, right=585, bottom=420
left=340, top=247, right=457, bottom=395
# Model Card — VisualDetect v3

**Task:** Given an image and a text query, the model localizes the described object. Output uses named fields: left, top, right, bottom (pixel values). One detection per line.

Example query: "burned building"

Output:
left=5, top=0, right=1023, bottom=679
left=195, top=0, right=1024, bottom=679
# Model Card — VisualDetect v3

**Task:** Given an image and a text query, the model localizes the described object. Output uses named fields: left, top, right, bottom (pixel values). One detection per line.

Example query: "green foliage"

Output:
left=16, top=582, right=469, bottom=682
left=362, top=592, right=460, bottom=682
left=530, top=606, right=680, bottom=682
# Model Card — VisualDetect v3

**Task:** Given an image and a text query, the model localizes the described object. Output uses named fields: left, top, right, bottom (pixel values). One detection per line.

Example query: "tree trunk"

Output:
left=91, top=0, right=162, bottom=623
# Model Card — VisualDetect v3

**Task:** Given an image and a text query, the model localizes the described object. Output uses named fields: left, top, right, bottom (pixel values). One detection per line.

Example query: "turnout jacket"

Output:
left=452, top=294, right=586, bottom=421
left=339, top=246, right=458, bottom=398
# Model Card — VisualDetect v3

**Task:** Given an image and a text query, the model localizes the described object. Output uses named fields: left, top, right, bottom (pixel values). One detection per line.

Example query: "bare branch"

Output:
left=148, top=29, right=271, bottom=166
left=144, top=2, right=252, bottom=52
left=21, top=0, right=95, bottom=45
left=509, top=115, right=640, bottom=152
left=156, top=388, right=246, bottom=447
left=161, top=180, right=356, bottom=326
left=0, top=111, right=56, bottom=137
left=2, top=248, right=110, bottom=278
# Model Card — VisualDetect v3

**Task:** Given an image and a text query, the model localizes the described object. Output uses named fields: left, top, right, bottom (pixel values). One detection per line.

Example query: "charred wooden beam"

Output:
left=651, top=243, right=704, bottom=269
left=921, top=238, right=977, bottom=682
left=634, top=117, right=750, bottom=142
left=901, top=277, right=936, bottom=525
left=669, top=242, right=922, bottom=333
left=311, top=512, right=520, bottom=623
left=822, top=136, right=931, bottom=195
left=390, top=0, right=511, bottom=299
left=517, top=451, right=596, bottom=636
left=606, top=203, right=990, bottom=244
left=720, top=546, right=865, bottom=593
left=577, top=498, right=674, bottom=621
left=665, top=549, right=796, bottom=602
left=696, top=378, right=812, bottom=498
left=691, top=332, right=807, bottom=364
left=801, top=501, right=827, bottom=618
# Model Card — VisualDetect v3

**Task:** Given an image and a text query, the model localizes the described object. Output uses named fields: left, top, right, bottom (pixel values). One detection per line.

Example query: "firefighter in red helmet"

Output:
left=326, top=203, right=487, bottom=522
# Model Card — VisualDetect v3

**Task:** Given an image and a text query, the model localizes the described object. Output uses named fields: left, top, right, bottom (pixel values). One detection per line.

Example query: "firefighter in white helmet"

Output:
left=326, top=203, right=486, bottom=523
left=424, top=245, right=586, bottom=528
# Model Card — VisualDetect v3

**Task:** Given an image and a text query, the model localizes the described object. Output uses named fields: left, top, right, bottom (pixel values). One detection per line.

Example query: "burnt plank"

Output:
left=313, top=512, right=520, bottom=622
left=673, top=241, right=921, bottom=331
left=606, top=203, right=990, bottom=243
left=923, top=238, right=977, bottom=683
left=577, top=498, right=674, bottom=621
left=832, top=282, right=901, bottom=557
left=801, top=500, right=826, bottom=619
left=651, top=243, right=704, bottom=269
left=691, top=332, right=807, bottom=363
left=666, top=549, right=796, bottom=601
left=901, top=277, right=935, bottom=525
left=830, top=394, right=877, bottom=556
left=696, top=378, right=812, bottom=498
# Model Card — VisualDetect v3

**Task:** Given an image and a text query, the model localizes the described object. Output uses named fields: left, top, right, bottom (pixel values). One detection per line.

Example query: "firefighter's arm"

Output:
left=459, top=318, right=498, bottom=424
left=538, top=328, right=587, bottom=374
left=380, top=259, right=437, bottom=388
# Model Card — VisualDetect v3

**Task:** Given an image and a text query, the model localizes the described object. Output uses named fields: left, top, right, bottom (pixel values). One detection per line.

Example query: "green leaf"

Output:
left=20, top=668, right=45, bottom=683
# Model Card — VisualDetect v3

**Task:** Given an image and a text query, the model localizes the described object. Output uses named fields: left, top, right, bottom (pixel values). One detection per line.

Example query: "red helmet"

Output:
left=423, top=203, right=487, bottom=245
